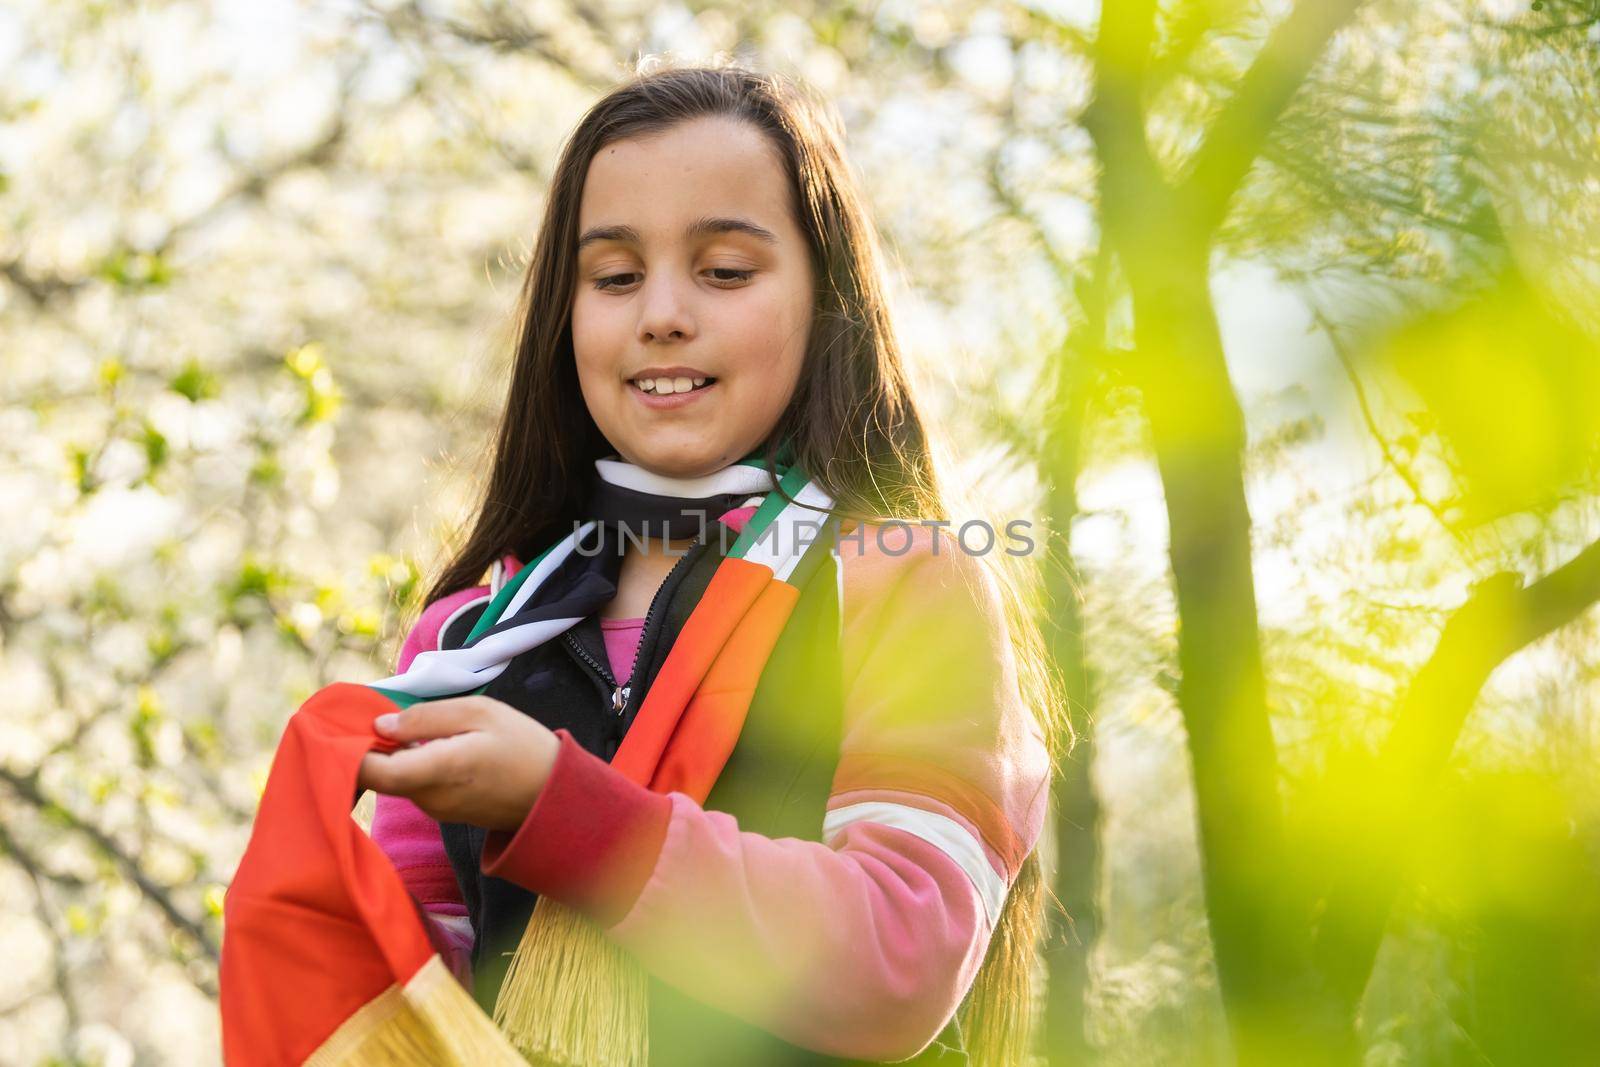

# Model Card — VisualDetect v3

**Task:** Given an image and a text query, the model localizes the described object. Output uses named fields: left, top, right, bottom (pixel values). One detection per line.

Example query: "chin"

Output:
left=620, top=439, right=732, bottom=478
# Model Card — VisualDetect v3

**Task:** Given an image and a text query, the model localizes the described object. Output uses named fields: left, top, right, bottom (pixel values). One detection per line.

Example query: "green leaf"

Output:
left=142, top=422, right=169, bottom=473
left=169, top=359, right=220, bottom=402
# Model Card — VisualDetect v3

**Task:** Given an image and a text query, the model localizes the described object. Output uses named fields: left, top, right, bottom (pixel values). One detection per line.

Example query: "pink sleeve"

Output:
left=370, top=578, right=504, bottom=984
left=479, top=526, right=1050, bottom=1060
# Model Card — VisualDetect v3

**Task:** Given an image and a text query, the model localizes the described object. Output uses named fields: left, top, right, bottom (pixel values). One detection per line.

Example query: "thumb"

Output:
left=374, top=697, right=484, bottom=742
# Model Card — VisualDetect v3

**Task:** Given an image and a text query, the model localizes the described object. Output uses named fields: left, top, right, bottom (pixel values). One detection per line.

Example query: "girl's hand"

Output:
left=357, top=695, right=560, bottom=831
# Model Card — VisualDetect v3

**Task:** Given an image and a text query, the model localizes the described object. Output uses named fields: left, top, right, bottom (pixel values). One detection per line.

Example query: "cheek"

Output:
left=569, top=295, right=603, bottom=368
left=772, top=303, right=811, bottom=396
left=569, top=295, right=625, bottom=390
left=731, top=307, right=809, bottom=429
left=734, top=287, right=810, bottom=377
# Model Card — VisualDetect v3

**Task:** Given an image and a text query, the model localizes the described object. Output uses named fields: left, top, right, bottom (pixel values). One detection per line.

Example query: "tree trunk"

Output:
left=1041, top=328, right=1102, bottom=1066
left=1119, top=228, right=1354, bottom=1065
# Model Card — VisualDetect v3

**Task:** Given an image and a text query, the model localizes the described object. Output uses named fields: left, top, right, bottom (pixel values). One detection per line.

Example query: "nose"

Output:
left=635, top=272, right=697, bottom=345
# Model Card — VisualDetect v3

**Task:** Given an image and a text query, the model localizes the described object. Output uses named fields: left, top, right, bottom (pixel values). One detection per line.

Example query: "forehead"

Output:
left=577, top=116, right=795, bottom=235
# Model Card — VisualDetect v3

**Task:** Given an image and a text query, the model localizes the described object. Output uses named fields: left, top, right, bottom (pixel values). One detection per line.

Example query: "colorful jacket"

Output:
left=369, top=516, right=1050, bottom=1062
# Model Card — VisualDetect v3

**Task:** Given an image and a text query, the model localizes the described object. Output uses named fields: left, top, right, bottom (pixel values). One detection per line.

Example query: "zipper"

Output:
left=562, top=628, right=622, bottom=706
left=615, top=532, right=704, bottom=717
left=563, top=531, right=704, bottom=718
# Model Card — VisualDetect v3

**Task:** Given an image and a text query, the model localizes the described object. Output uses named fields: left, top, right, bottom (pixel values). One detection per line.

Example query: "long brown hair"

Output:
left=414, top=58, right=1067, bottom=1065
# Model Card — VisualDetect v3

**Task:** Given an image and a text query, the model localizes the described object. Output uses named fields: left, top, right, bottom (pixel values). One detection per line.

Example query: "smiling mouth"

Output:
left=630, top=376, right=716, bottom=395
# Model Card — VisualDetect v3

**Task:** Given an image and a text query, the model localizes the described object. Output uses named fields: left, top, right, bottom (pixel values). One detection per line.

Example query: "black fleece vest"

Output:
left=436, top=519, right=970, bottom=1065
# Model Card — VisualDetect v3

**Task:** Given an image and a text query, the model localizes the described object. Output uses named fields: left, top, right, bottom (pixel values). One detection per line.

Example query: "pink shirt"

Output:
left=600, top=616, right=646, bottom=683
left=369, top=513, right=1050, bottom=1060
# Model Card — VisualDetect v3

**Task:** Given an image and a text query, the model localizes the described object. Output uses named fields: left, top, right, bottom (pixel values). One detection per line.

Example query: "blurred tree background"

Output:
left=1, top=1, right=1597, bottom=1065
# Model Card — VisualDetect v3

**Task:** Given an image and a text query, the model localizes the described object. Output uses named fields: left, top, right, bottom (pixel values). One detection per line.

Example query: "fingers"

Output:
left=359, top=735, right=470, bottom=797
left=357, top=751, right=391, bottom=795
left=358, top=747, right=423, bottom=796
left=374, top=696, right=491, bottom=743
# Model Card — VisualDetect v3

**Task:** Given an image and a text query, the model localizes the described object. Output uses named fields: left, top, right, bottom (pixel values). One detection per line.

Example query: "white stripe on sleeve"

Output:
left=822, top=801, right=1007, bottom=928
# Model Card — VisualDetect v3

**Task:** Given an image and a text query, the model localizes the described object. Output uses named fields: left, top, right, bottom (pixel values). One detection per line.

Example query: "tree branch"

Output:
left=1313, top=536, right=1600, bottom=1011
left=0, top=768, right=220, bottom=962
left=1305, top=302, right=1470, bottom=550
left=1179, top=0, right=1369, bottom=233
left=0, top=821, right=84, bottom=1033
left=1083, top=0, right=1165, bottom=221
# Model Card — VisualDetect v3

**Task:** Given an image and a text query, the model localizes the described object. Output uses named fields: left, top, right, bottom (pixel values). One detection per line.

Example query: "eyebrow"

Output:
left=576, top=215, right=780, bottom=252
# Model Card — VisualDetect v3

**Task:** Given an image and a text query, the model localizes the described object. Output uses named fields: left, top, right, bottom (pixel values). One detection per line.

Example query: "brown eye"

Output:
left=594, top=273, right=639, bottom=291
left=707, top=268, right=755, bottom=284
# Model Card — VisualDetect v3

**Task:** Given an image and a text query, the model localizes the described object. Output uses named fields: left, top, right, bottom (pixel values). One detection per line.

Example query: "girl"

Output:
left=357, top=63, right=1059, bottom=1066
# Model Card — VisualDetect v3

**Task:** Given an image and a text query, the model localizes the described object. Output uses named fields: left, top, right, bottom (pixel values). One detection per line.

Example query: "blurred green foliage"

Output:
left=1376, top=270, right=1600, bottom=525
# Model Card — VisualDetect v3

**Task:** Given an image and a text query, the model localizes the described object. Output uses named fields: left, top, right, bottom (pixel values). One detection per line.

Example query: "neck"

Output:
left=588, top=450, right=781, bottom=557
left=628, top=533, right=698, bottom=559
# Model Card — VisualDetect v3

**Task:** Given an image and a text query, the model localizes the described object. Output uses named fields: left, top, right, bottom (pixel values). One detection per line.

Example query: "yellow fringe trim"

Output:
left=304, top=954, right=526, bottom=1066
left=492, top=896, right=648, bottom=1067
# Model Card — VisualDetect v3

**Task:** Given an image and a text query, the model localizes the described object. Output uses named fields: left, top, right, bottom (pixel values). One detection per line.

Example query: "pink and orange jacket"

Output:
left=369, top=521, right=1051, bottom=1061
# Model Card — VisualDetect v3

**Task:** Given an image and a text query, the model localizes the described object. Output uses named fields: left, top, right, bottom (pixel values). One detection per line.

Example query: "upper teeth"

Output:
left=635, top=376, right=709, bottom=394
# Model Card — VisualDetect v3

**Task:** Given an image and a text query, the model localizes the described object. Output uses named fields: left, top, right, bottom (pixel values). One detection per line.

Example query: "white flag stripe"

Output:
left=822, top=801, right=1007, bottom=928
left=369, top=615, right=586, bottom=695
left=368, top=522, right=598, bottom=697
left=498, top=520, right=598, bottom=624
left=594, top=459, right=776, bottom=499
left=742, top=481, right=836, bottom=578
left=776, top=482, right=837, bottom=582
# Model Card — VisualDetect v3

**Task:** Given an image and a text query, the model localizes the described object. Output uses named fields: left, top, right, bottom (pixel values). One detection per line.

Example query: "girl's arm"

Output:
left=479, top=525, right=1051, bottom=1061
left=368, top=583, right=496, bottom=985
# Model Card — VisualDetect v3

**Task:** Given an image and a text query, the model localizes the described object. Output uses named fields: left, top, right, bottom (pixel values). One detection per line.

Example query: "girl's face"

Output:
left=570, top=115, right=815, bottom=478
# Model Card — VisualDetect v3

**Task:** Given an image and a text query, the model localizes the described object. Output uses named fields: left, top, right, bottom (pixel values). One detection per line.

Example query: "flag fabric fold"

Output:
left=220, top=681, right=526, bottom=1066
